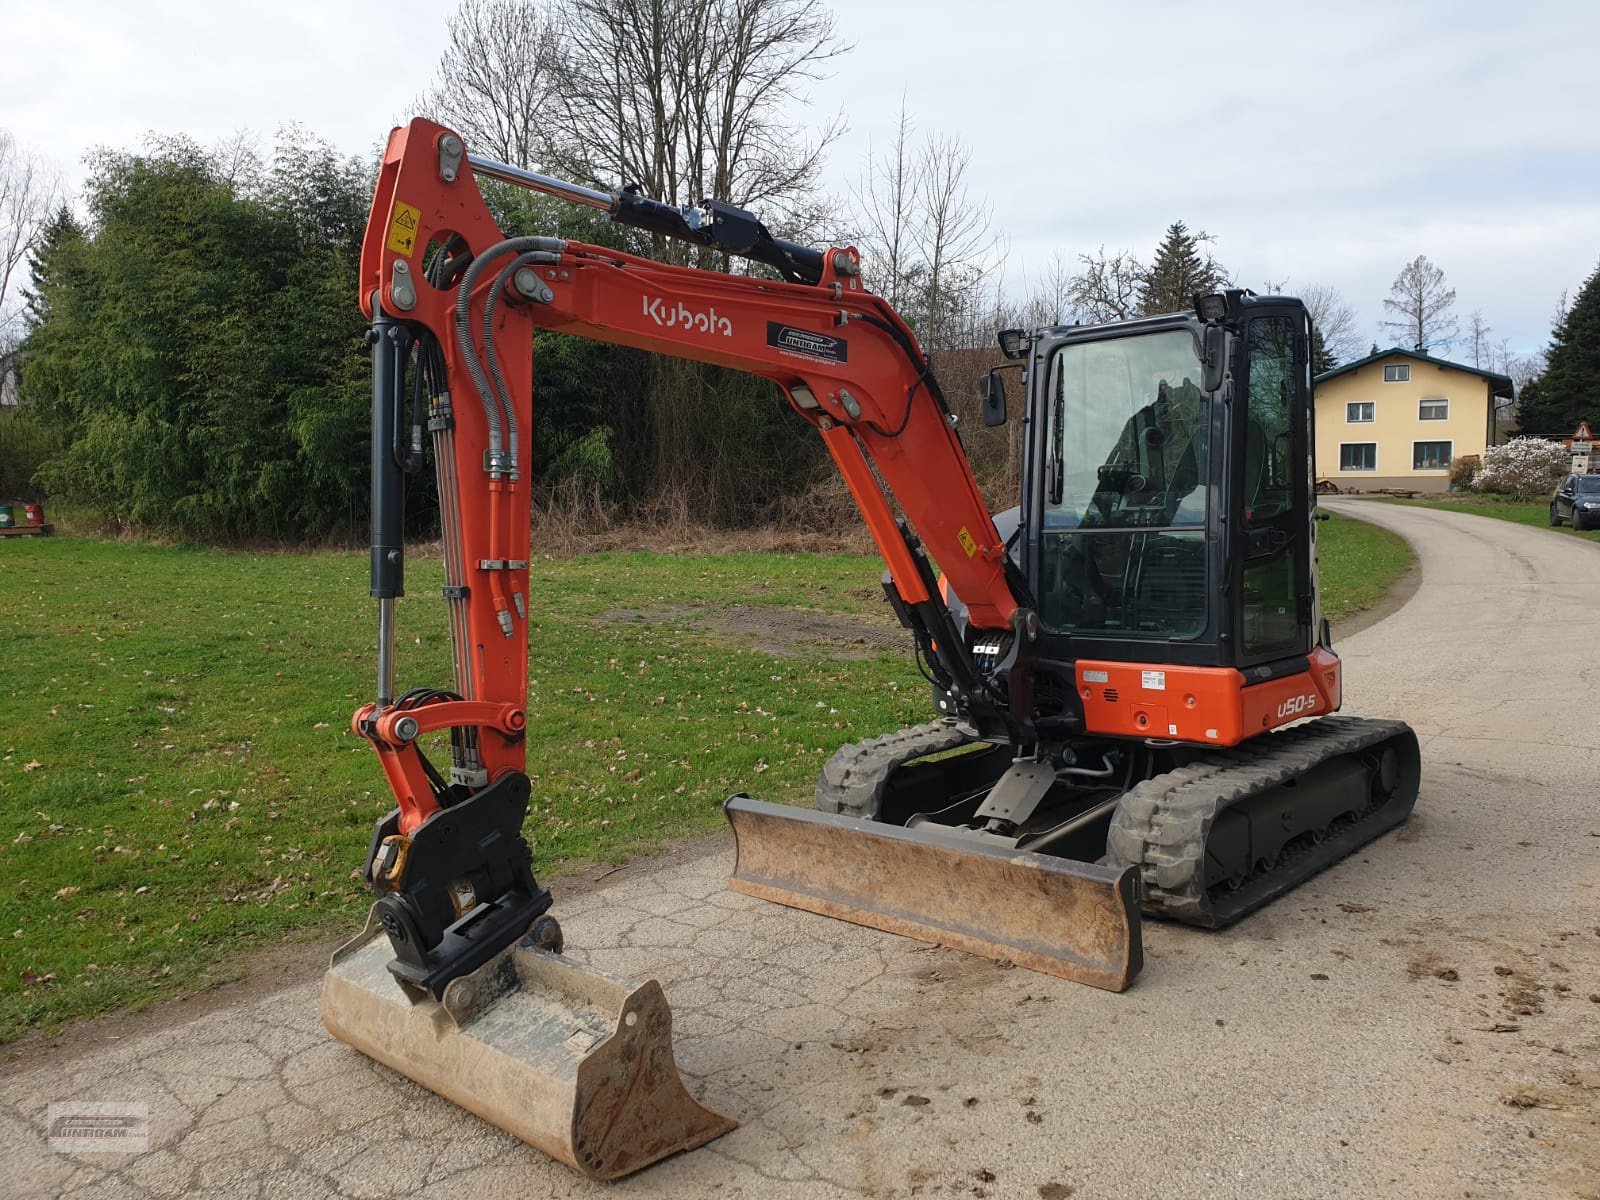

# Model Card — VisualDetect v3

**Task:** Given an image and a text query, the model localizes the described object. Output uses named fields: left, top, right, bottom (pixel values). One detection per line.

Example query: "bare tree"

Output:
left=1505, top=349, right=1545, bottom=393
left=0, top=129, right=60, bottom=347
left=1031, top=250, right=1074, bottom=327
left=849, top=101, right=918, bottom=309
left=1068, top=246, right=1142, bottom=323
left=1380, top=254, right=1457, bottom=352
left=1298, top=282, right=1361, bottom=367
left=547, top=0, right=847, bottom=235
left=1464, top=309, right=1493, bottom=368
left=209, top=129, right=263, bottom=190
left=430, top=0, right=850, bottom=517
left=913, top=133, right=995, bottom=348
left=847, top=114, right=995, bottom=348
left=418, top=0, right=564, bottom=168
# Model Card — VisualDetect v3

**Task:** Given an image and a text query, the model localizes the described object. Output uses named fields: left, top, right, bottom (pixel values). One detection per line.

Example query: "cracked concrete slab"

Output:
left=5, top=501, right=1598, bottom=1199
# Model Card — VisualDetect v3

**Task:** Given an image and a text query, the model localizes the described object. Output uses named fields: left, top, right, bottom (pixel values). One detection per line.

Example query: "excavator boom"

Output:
left=323, top=117, right=1143, bottom=1180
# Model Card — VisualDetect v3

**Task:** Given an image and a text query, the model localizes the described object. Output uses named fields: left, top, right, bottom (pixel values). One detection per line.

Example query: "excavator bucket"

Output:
left=724, top=798, right=1143, bottom=992
left=321, top=913, right=736, bottom=1180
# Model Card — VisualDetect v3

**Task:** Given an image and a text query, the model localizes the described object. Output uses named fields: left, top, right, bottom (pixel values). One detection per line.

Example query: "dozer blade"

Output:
left=724, top=797, right=1143, bottom=992
left=321, top=913, right=736, bottom=1180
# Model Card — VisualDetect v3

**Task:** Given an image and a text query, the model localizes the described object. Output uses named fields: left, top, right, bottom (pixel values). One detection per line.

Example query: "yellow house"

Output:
left=1314, top=348, right=1513, bottom=492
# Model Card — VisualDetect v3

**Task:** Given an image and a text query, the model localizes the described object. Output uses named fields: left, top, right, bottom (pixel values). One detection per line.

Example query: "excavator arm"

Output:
left=323, top=119, right=1137, bottom=1181
left=355, top=120, right=1035, bottom=836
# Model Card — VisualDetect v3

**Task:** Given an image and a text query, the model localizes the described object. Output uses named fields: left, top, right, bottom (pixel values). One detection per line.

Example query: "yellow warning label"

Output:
left=957, top=527, right=978, bottom=558
left=386, top=200, right=421, bottom=256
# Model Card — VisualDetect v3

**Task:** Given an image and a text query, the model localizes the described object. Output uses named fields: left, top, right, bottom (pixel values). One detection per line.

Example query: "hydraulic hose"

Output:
left=483, top=249, right=562, bottom=471
left=452, top=236, right=566, bottom=471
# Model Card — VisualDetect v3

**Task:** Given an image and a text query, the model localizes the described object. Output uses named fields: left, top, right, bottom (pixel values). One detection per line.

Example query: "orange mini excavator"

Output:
left=321, top=118, right=1420, bottom=1179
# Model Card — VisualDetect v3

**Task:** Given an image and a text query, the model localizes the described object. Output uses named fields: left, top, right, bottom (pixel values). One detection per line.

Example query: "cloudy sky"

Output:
left=6, top=0, right=1597, bottom=355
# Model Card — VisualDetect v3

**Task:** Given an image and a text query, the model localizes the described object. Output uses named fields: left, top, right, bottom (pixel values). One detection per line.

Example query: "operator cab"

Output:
left=978, top=292, right=1320, bottom=733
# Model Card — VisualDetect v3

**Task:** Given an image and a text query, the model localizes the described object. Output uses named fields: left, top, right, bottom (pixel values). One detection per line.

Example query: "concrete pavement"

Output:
left=5, top=500, right=1598, bottom=1199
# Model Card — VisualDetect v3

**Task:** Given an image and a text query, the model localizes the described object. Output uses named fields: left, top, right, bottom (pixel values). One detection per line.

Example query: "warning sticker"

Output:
left=1141, top=669, right=1166, bottom=691
left=956, top=527, right=978, bottom=558
left=386, top=200, right=421, bottom=256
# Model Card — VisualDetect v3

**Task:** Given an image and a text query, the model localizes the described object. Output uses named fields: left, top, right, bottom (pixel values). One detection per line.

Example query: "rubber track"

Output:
left=1105, top=714, right=1417, bottom=928
left=814, top=720, right=972, bottom=817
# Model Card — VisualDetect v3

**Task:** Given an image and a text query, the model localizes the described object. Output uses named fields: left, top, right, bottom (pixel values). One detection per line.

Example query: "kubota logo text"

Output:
left=1275, top=693, right=1319, bottom=720
left=643, top=295, right=733, bottom=336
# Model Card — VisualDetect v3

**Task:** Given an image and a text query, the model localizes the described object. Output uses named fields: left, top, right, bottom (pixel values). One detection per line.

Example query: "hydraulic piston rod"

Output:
left=464, top=153, right=824, bottom=284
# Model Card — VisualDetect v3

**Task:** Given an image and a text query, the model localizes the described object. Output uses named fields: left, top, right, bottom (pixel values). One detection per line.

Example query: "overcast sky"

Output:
left=6, top=0, right=1597, bottom=355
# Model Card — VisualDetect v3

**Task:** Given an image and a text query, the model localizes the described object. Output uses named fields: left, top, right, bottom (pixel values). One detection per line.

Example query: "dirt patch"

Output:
left=599, top=603, right=907, bottom=659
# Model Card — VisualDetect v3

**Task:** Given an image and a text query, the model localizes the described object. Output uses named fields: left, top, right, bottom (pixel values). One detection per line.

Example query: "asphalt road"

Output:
left=6, top=500, right=1598, bottom=1200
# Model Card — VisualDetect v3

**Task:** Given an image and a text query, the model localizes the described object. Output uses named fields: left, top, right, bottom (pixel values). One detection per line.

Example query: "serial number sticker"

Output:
left=956, top=527, right=978, bottom=558
left=1083, top=670, right=1109, bottom=684
left=1141, top=670, right=1166, bottom=691
left=386, top=200, right=421, bottom=256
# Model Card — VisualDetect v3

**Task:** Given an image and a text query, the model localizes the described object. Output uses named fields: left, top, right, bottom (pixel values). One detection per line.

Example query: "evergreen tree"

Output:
left=1516, top=260, right=1600, bottom=437
left=20, top=133, right=376, bottom=539
left=1138, top=221, right=1227, bottom=315
left=21, top=204, right=84, bottom=328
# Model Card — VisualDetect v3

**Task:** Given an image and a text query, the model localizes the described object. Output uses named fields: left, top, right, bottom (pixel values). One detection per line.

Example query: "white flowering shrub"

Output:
left=1473, top=438, right=1570, bottom=497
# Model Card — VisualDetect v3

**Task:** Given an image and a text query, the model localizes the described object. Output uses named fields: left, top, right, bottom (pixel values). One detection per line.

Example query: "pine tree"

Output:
left=1138, top=221, right=1227, bottom=315
left=1310, top=329, right=1337, bottom=376
left=21, top=205, right=84, bottom=329
left=1515, top=260, right=1600, bottom=437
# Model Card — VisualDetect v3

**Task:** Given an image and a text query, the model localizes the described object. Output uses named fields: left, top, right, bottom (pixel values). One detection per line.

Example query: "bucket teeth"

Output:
left=321, top=915, right=735, bottom=1180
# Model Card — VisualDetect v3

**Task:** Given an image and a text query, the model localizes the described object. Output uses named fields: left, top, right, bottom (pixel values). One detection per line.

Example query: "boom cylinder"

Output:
left=370, top=310, right=411, bottom=707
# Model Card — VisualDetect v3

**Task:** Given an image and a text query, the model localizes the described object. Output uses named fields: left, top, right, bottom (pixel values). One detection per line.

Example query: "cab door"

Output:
left=1234, top=309, right=1314, bottom=665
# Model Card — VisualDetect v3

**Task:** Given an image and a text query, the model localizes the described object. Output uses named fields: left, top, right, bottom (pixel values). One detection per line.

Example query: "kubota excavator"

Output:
left=321, top=118, right=1421, bottom=1180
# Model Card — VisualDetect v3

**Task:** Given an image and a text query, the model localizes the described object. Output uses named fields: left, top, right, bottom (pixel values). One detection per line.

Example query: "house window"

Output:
left=1347, top=401, right=1374, bottom=423
left=1340, top=443, right=1377, bottom=471
left=1419, top=397, right=1448, bottom=420
left=1383, top=364, right=1411, bottom=382
left=1413, top=440, right=1452, bottom=470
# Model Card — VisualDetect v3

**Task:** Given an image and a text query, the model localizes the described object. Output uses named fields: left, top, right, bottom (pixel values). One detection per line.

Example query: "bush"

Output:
left=0, top=405, right=59, bottom=500
left=1448, top=454, right=1480, bottom=491
left=1473, top=438, right=1570, bottom=497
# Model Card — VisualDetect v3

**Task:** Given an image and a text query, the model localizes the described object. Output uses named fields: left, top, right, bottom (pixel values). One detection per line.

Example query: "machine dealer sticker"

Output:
left=1141, top=670, right=1166, bottom=691
left=767, top=322, right=848, bottom=363
left=48, top=1102, right=150, bottom=1153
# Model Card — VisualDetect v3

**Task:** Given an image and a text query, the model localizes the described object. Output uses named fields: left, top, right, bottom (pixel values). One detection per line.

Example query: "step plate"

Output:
left=724, top=797, right=1143, bottom=992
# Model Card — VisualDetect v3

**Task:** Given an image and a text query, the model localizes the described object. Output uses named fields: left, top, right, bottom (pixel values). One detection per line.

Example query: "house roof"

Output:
left=1315, top=347, right=1514, bottom=398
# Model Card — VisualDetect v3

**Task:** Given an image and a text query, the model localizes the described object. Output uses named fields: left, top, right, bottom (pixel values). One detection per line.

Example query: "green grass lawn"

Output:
left=1373, top=493, right=1600, bottom=541
left=0, top=514, right=1411, bottom=1039
left=1315, top=509, right=1413, bottom=621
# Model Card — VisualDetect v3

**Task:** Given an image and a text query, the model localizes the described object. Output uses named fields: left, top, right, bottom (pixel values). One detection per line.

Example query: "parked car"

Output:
left=1550, top=473, right=1600, bottom=531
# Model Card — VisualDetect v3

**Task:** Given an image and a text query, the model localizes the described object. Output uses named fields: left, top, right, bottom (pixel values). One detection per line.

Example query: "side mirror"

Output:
left=1202, top=325, right=1227, bottom=394
left=979, top=370, right=1007, bottom=427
